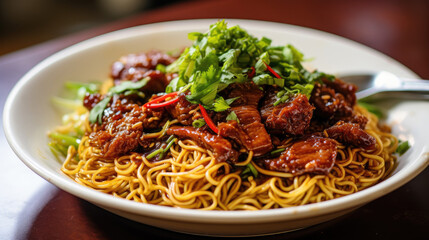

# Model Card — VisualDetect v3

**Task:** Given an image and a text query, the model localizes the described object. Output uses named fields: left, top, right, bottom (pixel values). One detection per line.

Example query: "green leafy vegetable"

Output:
left=109, top=77, right=149, bottom=94
left=167, top=20, right=333, bottom=111
left=89, top=78, right=149, bottom=124
left=156, top=64, right=166, bottom=73
left=89, top=95, right=111, bottom=124
left=396, top=140, right=410, bottom=156
left=226, top=111, right=239, bottom=123
left=48, top=132, right=81, bottom=149
left=358, top=101, right=384, bottom=119
left=48, top=132, right=81, bottom=160
left=212, top=96, right=239, bottom=112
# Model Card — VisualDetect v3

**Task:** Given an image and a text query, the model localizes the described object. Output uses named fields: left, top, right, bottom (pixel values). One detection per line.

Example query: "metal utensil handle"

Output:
left=401, top=78, right=429, bottom=91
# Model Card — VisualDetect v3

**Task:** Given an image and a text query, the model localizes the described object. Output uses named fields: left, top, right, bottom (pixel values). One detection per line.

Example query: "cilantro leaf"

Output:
left=88, top=78, right=149, bottom=125
left=165, top=20, right=333, bottom=112
left=226, top=111, right=239, bottom=123
left=186, top=65, right=220, bottom=106
left=109, top=78, right=149, bottom=94
left=89, top=95, right=111, bottom=124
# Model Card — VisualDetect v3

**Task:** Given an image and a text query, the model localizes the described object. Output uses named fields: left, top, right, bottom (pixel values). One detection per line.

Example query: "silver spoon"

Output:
left=339, top=71, right=429, bottom=100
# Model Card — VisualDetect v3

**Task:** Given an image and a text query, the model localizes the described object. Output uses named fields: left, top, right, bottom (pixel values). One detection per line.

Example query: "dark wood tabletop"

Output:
left=1, top=0, right=428, bottom=239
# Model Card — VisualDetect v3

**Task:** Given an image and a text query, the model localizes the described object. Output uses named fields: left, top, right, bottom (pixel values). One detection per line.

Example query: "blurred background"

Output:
left=0, top=0, right=189, bottom=55
left=0, top=0, right=428, bottom=77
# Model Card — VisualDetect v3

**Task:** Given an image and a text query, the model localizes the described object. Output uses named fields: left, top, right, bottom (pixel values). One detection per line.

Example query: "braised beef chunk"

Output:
left=111, top=51, right=177, bottom=94
left=263, top=135, right=337, bottom=175
left=88, top=97, right=166, bottom=158
left=218, top=83, right=273, bottom=156
left=344, top=114, right=369, bottom=130
left=261, top=93, right=314, bottom=135
left=323, top=78, right=357, bottom=106
left=224, top=82, right=263, bottom=106
left=83, top=93, right=102, bottom=110
left=218, top=119, right=273, bottom=156
left=310, top=78, right=357, bottom=121
left=325, top=121, right=376, bottom=149
left=165, top=93, right=202, bottom=126
left=166, top=126, right=238, bottom=162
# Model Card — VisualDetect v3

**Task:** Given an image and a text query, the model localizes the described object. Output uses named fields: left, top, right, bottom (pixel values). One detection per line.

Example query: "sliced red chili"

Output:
left=143, top=92, right=179, bottom=108
left=263, top=62, right=282, bottom=79
left=199, top=104, right=218, bottom=134
left=144, top=92, right=178, bottom=107
left=248, top=66, right=256, bottom=78
left=145, top=97, right=180, bottom=109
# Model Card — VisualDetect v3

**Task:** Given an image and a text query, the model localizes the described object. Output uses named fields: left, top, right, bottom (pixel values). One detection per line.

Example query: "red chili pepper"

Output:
left=248, top=66, right=256, bottom=78
left=144, top=92, right=179, bottom=108
left=145, top=97, right=180, bottom=109
left=263, top=62, right=282, bottom=79
left=199, top=104, right=218, bottom=134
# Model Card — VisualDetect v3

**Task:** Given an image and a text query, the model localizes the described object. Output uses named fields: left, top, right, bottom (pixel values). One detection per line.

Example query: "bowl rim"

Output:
left=4, top=18, right=429, bottom=224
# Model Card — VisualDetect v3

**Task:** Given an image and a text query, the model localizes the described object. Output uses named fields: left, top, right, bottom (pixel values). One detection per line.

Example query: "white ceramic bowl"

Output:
left=4, top=19, right=429, bottom=236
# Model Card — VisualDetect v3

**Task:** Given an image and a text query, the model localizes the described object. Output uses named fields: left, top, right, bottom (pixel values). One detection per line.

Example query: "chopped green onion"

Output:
left=241, top=163, right=259, bottom=179
left=146, top=148, right=164, bottom=160
left=192, top=119, right=206, bottom=128
left=273, top=94, right=290, bottom=106
left=163, top=138, right=176, bottom=153
left=270, top=148, right=285, bottom=155
left=166, top=135, right=175, bottom=144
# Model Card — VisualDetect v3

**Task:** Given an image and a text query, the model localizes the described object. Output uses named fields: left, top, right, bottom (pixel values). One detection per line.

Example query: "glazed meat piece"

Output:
left=224, top=82, right=264, bottom=107
left=165, top=93, right=202, bottom=126
left=264, top=135, right=337, bottom=175
left=325, top=121, right=376, bottom=150
left=111, top=51, right=177, bottom=94
left=323, top=78, right=357, bottom=105
left=218, top=108, right=273, bottom=156
left=88, top=97, right=166, bottom=158
left=218, top=83, right=273, bottom=156
left=166, top=126, right=238, bottom=163
left=310, top=78, right=357, bottom=121
left=83, top=93, right=102, bottom=110
left=261, top=93, right=314, bottom=135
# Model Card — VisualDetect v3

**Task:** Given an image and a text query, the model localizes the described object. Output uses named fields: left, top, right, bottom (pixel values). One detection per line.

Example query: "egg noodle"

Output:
left=59, top=105, right=397, bottom=210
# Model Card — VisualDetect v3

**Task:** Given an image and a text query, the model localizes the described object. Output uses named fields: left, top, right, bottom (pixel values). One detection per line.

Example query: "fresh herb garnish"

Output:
left=166, top=20, right=332, bottom=111
left=213, top=96, right=239, bottom=112
left=396, top=140, right=410, bottom=156
left=226, top=111, right=239, bottom=123
left=89, top=78, right=149, bottom=124
left=192, top=118, right=206, bottom=128
left=270, top=148, right=285, bottom=156
left=108, top=78, right=149, bottom=94
left=358, top=100, right=384, bottom=119
left=241, top=163, right=259, bottom=179
left=89, top=95, right=111, bottom=124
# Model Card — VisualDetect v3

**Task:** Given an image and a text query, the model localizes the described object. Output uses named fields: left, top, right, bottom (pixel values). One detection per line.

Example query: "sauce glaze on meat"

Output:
left=84, top=51, right=377, bottom=176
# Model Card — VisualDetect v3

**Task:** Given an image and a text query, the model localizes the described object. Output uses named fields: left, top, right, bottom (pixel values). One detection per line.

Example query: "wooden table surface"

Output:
left=1, top=0, right=428, bottom=239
